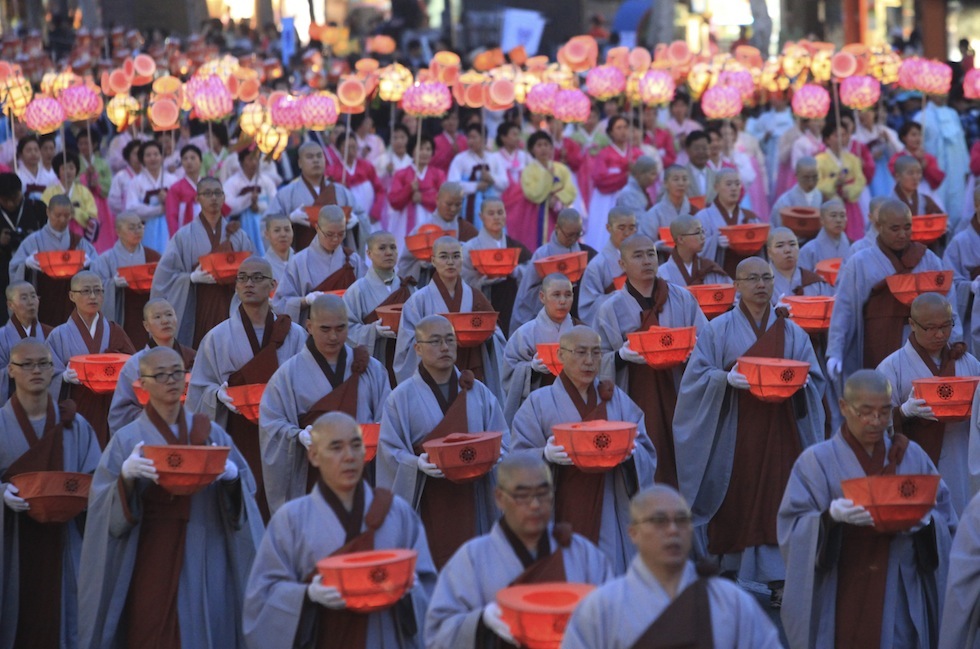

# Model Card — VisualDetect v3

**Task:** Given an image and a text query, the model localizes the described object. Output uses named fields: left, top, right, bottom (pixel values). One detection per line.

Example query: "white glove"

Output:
left=544, top=435, right=573, bottom=465
left=121, top=442, right=158, bottom=482
left=727, top=364, right=750, bottom=390
left=909, top=512, right=933, bottom=533
left=718, top=235, right=730, bottom=249
left=827, top=357, right=843, bottom=380
left=24, top=253, right=41, bottom=271
left=217, top=446, right=239, bottom=481
left=482, top=602, right=516, bottom=644
left=305, top=291, right=325, bottom=305
left=2, top=483, right=29, bottom=512
left=83, top=254, right=92, bottom=268
left=618, top=340, right=646, bottom=364
left=530, top=353, right=551, bottom=375
left=113, top=274, right=129, bottom=287
left=307, top=581, right=346, bottom=609
left=290, top=207, right=311, bottom=225
left=374, top=321, right=396, bottom=339
left=62, top=367, right=80, bottom=384
left=901, top=391, right=937, bottom=421
left=829, top=498, right=874, bottom=526
left=298, top=425, right=313, bottom=449
left=972, top=276, right=980, bottom=296
left=190, top=268, right=217, bottom=284
left=417, top=453, right=444, bottom=478
left=217, top=382, right=240, bottom=414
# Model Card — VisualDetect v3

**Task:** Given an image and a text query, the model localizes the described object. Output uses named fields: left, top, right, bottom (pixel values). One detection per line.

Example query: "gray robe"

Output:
left=938, top=491, right=980, bottom=649
left=696, top=203, right=762, bottom=269
left=511, top=380, right=656, bottom=573
left=0, top=319, right=52, bottom=404
left=561, top=558, right=782, bottom=649
left=271, top=237, right=365, bottom=323
left=89, top=241, right=159, bottom=327
left=614, top=176, right=651, bottom=215
left=501, top=308, right=576, bottom=421
left=642, top=195, right=691, bottom=248
left=658, top=255, right=731, bottom=287
left=394, top=215, right=471, bottom=285
left=76, top=410, right=264, bottom=649
left=944, top=223, right=980, bottom=352
left=770, top=185, right=823, bottom=227
left=845, top=227, right=879, bottom=260
left=0, top=401, right=100, bottom=649
left=343, top=269, right=411, bottom=364
left=243, top=483, right=436, bottom=649
left=8, top=225, right=96, bottom=283
left=778, top=431, right=956, bottom=649
left=425, top=522, right=613, bottom=649
left=149, top=217, right=254, bottom=346
left=460, top=229, right=527, bottom=296
left=258, top=344, right=390, bottom=513
left=685, top=164, right=717, bottom=203
left=798, top=230, right=851, bottom=272
left=263, top=248, right=293, bottom=286
left=577, top=241, right=622, bottom=327
left=771, top=267, right=835, bottom=304
left=107, top=344, right=192, bottom=436
left=268, top=177, right=367, bottom=253
left=510, top=233, right=589, bottom=332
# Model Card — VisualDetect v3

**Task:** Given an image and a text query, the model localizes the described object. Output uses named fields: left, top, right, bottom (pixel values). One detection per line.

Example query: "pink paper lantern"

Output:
left=525, top=82, right=559, bottom=116
left=59, top=84, right=102, bottom=121
left=187, top=74, right=233, bottom=121
left=301, top=93, right=338, bottom=131
left=965, top=68, right=980, bottom=100
left=269, top=94, right=305, bottom=131
left=717, top=70, right=755, bottom=102
left=24, top=95, right=66, bottom=135
left=917, top=60, right=952, bottom=96
left=897, top=58, right=924, bottom=90
left=402, top=82, right=452, bottom=118
left=700, top=85, right=742, bottom=120
left=553, top=89, right=591, bottom=123
left=586, top=65, right=626, bottom=101
left=840, top=75, right=881, bottom=110
left=639, top=70, right=676, bottom=106
left=791, top=83, right=831, bottom=119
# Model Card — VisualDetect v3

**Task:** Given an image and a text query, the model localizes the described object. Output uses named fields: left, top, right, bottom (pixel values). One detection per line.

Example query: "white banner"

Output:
left=500, top=8, right=546, bottom=56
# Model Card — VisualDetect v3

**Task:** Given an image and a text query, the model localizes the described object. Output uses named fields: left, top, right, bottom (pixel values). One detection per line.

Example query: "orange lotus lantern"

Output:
left=301, top=93, right=338, bottom=131
left=639, top=69, right=675, bottom=106
left=485, top=79, right=515, bottom=111
left=700, top=85, right=742, bottom=120
left=791, top=83, right=830, bottom=119
left=106, top=94, right=140, bottom=130
left=525, top=82, right=559, bottom=117
left=453, top=71, right=490, bottom=109
left=378, top=63, right=413, bottom=102
left=366, top=35, right=396, bottom=56
left=239, top=102, right=266, bottom=137
left=840, top=75, right=881, bottom=110
left=59, top=84, right=102, bottom=121
left=148, top=97, right=179, bottom=131
left=269, top=92, right=305, bottom=131
left=585, top=65, right=626, bottom=101
left=560, top=35, right=599, bottom=73
left=917, top=60, right=952, bottom=96
left=24, top=95, right=66, bottom=135
left=553, top=89, right=591, bottom=124
left=336, top=77, right=368, bottom=114
left=430, top=50, right=461, bottom=86
left=402, top=82, right=452, bottom=118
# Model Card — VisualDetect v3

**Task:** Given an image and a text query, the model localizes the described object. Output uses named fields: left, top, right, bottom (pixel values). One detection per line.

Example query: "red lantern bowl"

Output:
left=719, top=224, right=770, bottom=255
left=316, top=549, right=417, bottom=612
left=551, top=419, right=638, bottom=472
left=117, top=262, right=157, bottom=293
left=225, top=383, right=266, bottom=423
left=470, top=248, right=520, bottom=278
left=422, top=431, right=503, bottom=483
left=686, top=284, right=736, bottom=319
left=9, top=471, right=92, bottom=523
left=841, top=474, right=940, bottom=533
left=533, top=252, right=588, bottom=283
left=70, top=353, right=130, bottom=393
left=884, top=270, right=953, bottom=307
left=911, top=376, right=980, bottom=422
left=497, top=582, right=596, bottom=649
left=627, top=326, right=697, bottom=369
left=737, top=356, right=810, bottom=402
left=782, top=296, right=835, bottom=333
left=439, top=311, right=498, bottom=347
left=142, top=444, right=230, bottom=496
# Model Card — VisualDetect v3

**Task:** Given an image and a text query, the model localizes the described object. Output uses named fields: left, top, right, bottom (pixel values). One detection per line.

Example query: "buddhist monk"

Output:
left=395, top=182, right=478, bottom=286
left=0, top=281, right=52, bottom=403
left=798, top=199, right=851, bottom=271
left=892, top=155, right=942, bottom=216
left=425, top=455, right=612, bottom=648
left=577, top=206, right=637, bottom=326
left=641, top=165, right=692, bottom=247
left=78, top=346, right=264, bottom=649
left=244, top=412, right=436, bottom=649
left=938, top=491, right=980, bottom=649
left=562, top=486, right=782, bottom=648
left=378, top=314, right=508, bottom=569
left=778, top=369, right=956, bottom=649
left=697, top=168, right=761, bottom=278
left=944, top=185, right=980, bottom=353
left=771, top=156, right=823, bottom=227
left=657, top=215, right=730, bottom=287
left=768, top=226, right=834, bottom=302
left=260, top=294, right=390, bottom=514
left=511, top=325, right=657, bottom=574
left=0, top=340, right=100, bottom=648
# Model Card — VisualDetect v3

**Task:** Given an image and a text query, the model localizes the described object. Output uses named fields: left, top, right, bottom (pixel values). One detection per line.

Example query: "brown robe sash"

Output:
left=488, top=236, right=531, bottom=337
left=121, top=247, right=162, bottom=348
left=670, top=249, right=728, bottom=286
left=306, top=247, right=357, bottom=308
left=892, top=337, right=958, bottom=465
left=124, top=406, right=212, bottom=649
left=412, top=367, right=477, bottom=569
left=894, top=184, right=942, bottom=215
left=507, top=522, right=572, bottom=585
left=10, top=317, right=51, bottom=340
left=834, top=427, right=909, bottom=649
left=708, top=305, right=802, bottom=555
left=294, top=179, right=343, bottom=250
left=193, top=216, right=237, bottom=348
left=432, top=274, right=495, bottom=385
left=627, top=576, right=714, bottom=649
left=863, top=240, right=928, bottom=369
left=3, top=397, right=74, bottom=649
left=713, top=200, right=759, bottom=278
left=35, top=231, right=82, bottom=327
left=362, top=282, right=413, bottom=387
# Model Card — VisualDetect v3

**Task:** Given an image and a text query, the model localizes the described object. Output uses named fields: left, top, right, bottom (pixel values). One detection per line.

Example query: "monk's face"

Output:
left=674, top=222, right=706, bottom=255
left=910, top=302, right=954, bottom=355
left=820, top=205, right=847, bottom=237
left=436, top=191, right=463, bottom=222
left=557, top=332, right=601, bottom=386
left=235, top=261, right=275, bottom=306
left=143, top=302, right=178, bottom=343
left=308, top=422, right=365, bottom=494
left=139, top=357, right=187, bottom=405
left=431, top=242, right=462, bottom=283
left=414, top=320, right=457, bottom=372
left=47, top=204, right=72, bottom=232
left=116, top=216, right=145, bottom=249
left=715, top=174, right=741, bottom=206
left=479, top=201, right=506, bottom=238
left=619, top=240, right=659, bottom=284
left=317, top=218, right=346, bottom=254
left=265, top=218, right=294, bottom=254
left=878, top=210, right=912, bottom=252
left=840, top=387, right=892, bottom=448
left=306, top=307, right=348, bottom=361
left=554, top=219, right=583, bottom=248
left=796, top=165, right=819, bottom=193
left=629, top=491, right=693, bottom=572
left=664, top=169, right=689, bottom=199
left=767, top=232, right=799, bottom=273
left=298, top=146, right=325, bottom=179
left=69, top=275, right=104, bottom=317
left=606, top=216, right=637, bottom=249
left=7, top=284, right=39, bottom=324
left=196, top=182, right=224, bottom=215
left=366, top=234, right=397, bottom=272
left=734, top=262, right=774, bottom=308
left=897, top=163, right=923, bottom=193
left=495, top=466, right=554, bottom=540
left=8, top=346, right=54, bottom=395
left=539, top=280, right=573, bottom=323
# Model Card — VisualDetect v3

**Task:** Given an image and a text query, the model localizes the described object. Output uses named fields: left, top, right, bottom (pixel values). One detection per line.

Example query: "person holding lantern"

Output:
left=770, top=156, right=823, bottom=228
left=696, top=168, right=761, bottom=278
left=512, top=131, right=578, bottom=252
left=224, top=145, right=279, bottom=254
left=586, top=116, right=642, bottom=251
left=395, top=182, right=478, bottom=286
left=815, top=120, right=867, bottom=242
left=124, top=140, right=177, bottom=255
left=644, top=164, right=693, bottom=248
left=0, top=281, right=54, bottom=404
left=798, top=199, right=853, bottom=272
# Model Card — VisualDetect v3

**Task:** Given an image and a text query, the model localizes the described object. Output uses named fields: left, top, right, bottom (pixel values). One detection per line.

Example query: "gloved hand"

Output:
left=727, top=364, right=750, bottom=390
left=530, top=353, right=551, bottom=375
left=618, top=340, right=646, bottom=364
left=829, top=498, right=874, bottom=526
left=901, top=391, right=937, bottom=420
left=305, top=291, right=324, bottom=305
left=62, top=367, right=80, bottom=384
left=190, top=268, right=216, bottom=284
left=113, top=274, right=129, bottom=287
left=544, top=435, right=573, bottom=465
left=909, top=512, right=933, bottom=533
left=121, top=442, right=158, bottom=482
left=307, top=581, right=346, bottom=609
left=417, top=453, right=444, bottom=478
left=482, top=603, right=516, bottom=644
left=290, top=207, right=311, bottom=226
left=298, top=425, right=313, bottom=449
left=83, top=254, right=92, bottom=268
left=827, top=357, right=843, bottom=380
left=217, top=448, right=239, bottom=481
left=2, top=483, right=29, bottom=512
left=217, top=382, right=240, bottom=414
left=972, top=275, right=980, bottom=296
left=718, top=235, right=730, bottom=249
left=25, top=253, right=42, bottom=271
left=374, top=321, right=396, bottom=339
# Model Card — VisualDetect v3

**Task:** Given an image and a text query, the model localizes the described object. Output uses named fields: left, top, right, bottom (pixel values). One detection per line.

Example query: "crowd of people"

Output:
left=1, top=52, right=980, bottom=647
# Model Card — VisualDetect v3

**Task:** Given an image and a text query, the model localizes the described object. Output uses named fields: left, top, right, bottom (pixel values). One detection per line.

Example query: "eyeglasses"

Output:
left=319, top=229, right=346, bottom=239
left=198, top=190, right=224, bottom=198
left=846, top=403, right=892, bottom=423
left=235, top=273, right=272, bottom=284
left=560, top=347, right=603, bottom=360
left=10, top=360, right=53, bottom=371
left=735, top=274, right=775, bottom=284
left=910, top=318, right=955, bottom=334
left=417, top=335, right=457, bottom=347
left=502, top=487, right=554, bottom=506
left=70, top=287, right=104, bottom=296
left=635, top=512, right=694, bottom=529
left=140, top=369, right=188, bottom=383
left=434, top=253, right=462, bottom=262
left=679, top=229, right=705, bottom=238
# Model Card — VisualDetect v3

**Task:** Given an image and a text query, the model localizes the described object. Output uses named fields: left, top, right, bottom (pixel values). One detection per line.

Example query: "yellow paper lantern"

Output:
left=3, top=75, right=33, bottom=118
left=239, top=102, right=266, bottom=137
left=255, top=121, right=289, bottom=160
left=378, top=63, right=413, bottom=103
left=106, top=94, right=140, bottom=130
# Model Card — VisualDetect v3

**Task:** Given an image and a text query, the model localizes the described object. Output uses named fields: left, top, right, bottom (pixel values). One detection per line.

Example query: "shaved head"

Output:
left=541, top=272, right=573, bottom=293
left=139, top=346, right=183, bottom=374
left=820, top=198, right=845, bottom=215
left=669, top=215, right=698, bottom=240
left=843, top=369, right=892, bottom=403
left=142, top=297, right=174, bottom=320
left=629, top=485, right=690, bottom=524
left=559, top=325, right=600, bottom=349
left=713, top=167, right=739, bottom=187
left=311, top=411, right=360, bottom=444
left=431, top=236, right=461, bottom=256
left=415, top=314, right=453, bottom=340
left=298, top=141, right=322, bottom=157
left=607, top=206, right=635, bottom=226
left=795, top=156, right=817, bottom=172
left=868, top=196, right=888, bottom=224
left=114, top=210, right=141, bottom=231
left=70, top=270, right=101, bottom=290
left=309, top=293, right=347, bottom=319
left=893, top=155, right=922, bottom=176
left=878, top=198, right=913, bottom=224
left=496, top=454, right=552, bottom=491
left=5, top=280, right=34, bottom=302
left=317, top=204, right=347, bottom=227
left=631, top=155, right=658, bottom=176
left=238, top=256, right=273, bottom=276
left=736, top=256, right=770, bottom=277
left=619, top=233, right=656, bottom=254
left=663, top=164, right=687, bottom=182
left=438, top=182, right=463, bottom=199
left=366, top=230, right=396, bottom=250
left=766, top=226, right=798, bottom=248
left=10, top=339, right=50, bottom=362
left=556, top=208, right=582, bottom=228
left=910, top=292, right=952, bottom=320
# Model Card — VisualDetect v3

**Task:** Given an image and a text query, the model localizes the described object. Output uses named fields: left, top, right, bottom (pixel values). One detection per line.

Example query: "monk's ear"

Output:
left=307, top=444, right=319, bottom=467
left=618, top=257, right=626, bottom=272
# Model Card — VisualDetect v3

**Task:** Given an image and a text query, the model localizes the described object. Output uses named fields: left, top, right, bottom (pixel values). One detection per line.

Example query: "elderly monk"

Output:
left=642, top=165, right=692, bottom=245
left=268, top=141, right=365, bottom=251
left=0, top=281, right=52, bottom=403
left=48, top=270, right=136, bottom=448
left=0, top=340, right=100, bottom=649
left=658, top=215, right=730, bottom=287
left=378, top=315, right=508, bottom=568
left=877, top=292, right=980, bottom=514
left=344, top=231, right=414, bottom=387
left=188, top=256, right=306, bottom=521
left=892, top=155, right=943, bottom=216
left=89, top=211, right=160, bottom=348
left=562, top=486, right=781, bottom=648
left=577, top=207, right=637, bottom=326
left=273, top=205, right=365, bottom=325
left=673, top=257, right=826, bottom=603
left=771, top=156, right=823, bottom=227
left=768, top=227, right=834, bottom=302
left=595, top=234, right=707, bottom=487
left=78, top=347, right=263, bottom=649
left=697, top=168, right=762, bottom=278
left=151, top=176, right=254, bottom=347
left=396, top=182, right=478, bottom=286
left=827, top=199, right=959, bottom=382
left=944, top=185, right=980, bottom=353
left=502, top=273, right=579, bottom=420
left=798, top=199, right=852, bottom=271
left=938, top=491, right=980, bottom=649
left=245, top=412, right=436, bottom=649
left=425, top=455, right=612, bottom=648
left=260, top=295, right=390, bottom=513
left=393, top=237, right=506, bottom=402
left=9, top=194, right=96, bottom=326
left=778, top=369, right=956, bottom=649
left=512, top=325, right=656, bottom=574
left=510, top=208, right=598, bottom=331
left=108, top=298, right=196, bottom=436
left=460, top=198, right=531, bottom=337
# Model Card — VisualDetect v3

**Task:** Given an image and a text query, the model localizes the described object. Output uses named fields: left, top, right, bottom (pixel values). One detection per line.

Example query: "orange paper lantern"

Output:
left=70, top=353, right=131, bottom=394
left=498, top=582, right=596, bottom=649
left=316, top=549, right=417, bottom=612
left=360, top=422, right=380, bottom=462
left=815, top=257, right=842, bottom=286
left=439, top=311, right=498, bottom=347
left=422, top=431, right=503, bottom=483
left=841, top=474, right=940, bottom=533
left=910, top=214, right=948, bottom=244
left=782, top=295, right=835, bottom=333
left=536, top=343, right=563, bottom=376
left=686, top=284, right=736, bottom=319
left=551, top=420, right=638, bottom=472
left=780, top=206, right=821, bottom=239
left=626, top=326, right=697, bottom=369
left=225, top=383, right=266, bottom=423
left=142, top=445, right=230, bottom=496
left=912, top=376, right=980, bottom=422
left=737, top=356, right=810, bottom=402
left=718, top=224, right=770, bottom=254
left=469, top=248, right=520, bottom=278
left=9, top=471, right=92, bottom=523
left=533, top=252, right=588, bottom=283
left=884, top=270, right=953, bottom=306
left=375, top=305, right=403, bottom=334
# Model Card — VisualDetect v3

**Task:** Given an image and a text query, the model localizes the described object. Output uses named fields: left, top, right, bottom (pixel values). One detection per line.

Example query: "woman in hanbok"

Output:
left=329, top=131, right=384, bottom=225
left=351, top=112, right=386, bottom=167
left=42, top=152, right=99, bottom=244
left=567, top=103, right=608, bottom=210
left=387, top=135, right=447, bottom=240
left=510, top=131, right=577, bottom=249
left=725, top=117, right=769, bottom=222
left=165, top=145, right=204, bottom=235
left=76, top=129, right=116, bottom=252
left=853, top=106, right=901, bottom=198
left=548, top=116, right=586, bottom=214
left=107, top=140, right=141, bottom=218
left=790, top=117, right=825, bottom=169
left=375, top=124, right=414, bottom=233
left=841, top=113, right=876, bottom=218
left=774, top=121, right=803, bottom=198
left=664, top=94, right=702, bottom=162
left=201, top=122, right=231, bottom=179
left=490, top=121, right=530, bottom=225
left=16, top=135, right=57, bottom=201
left=887, top=122, right=946, bottom=208
left=587, top=115, right=642, bottom=249
left=224, top=146, right=278, bottom=253
left=125, top=140, right=177, bottom=253
left=815, top=120, right=867, bottom=241
left=38, top=134, right=57, bottom=179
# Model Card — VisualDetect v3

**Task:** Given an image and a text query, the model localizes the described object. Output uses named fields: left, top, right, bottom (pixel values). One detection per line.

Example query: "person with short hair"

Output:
left=224, top=146, right=279, bottom=254
left=697, top=168, right=761, bottom=277
left=261, top=213, right=294, bottom=285
left=770, top=156, right=823, bottom=228
left=395, top=182, right=478, bottom=286
left=658, top=216, right=731, bottom=287
left=0, top=281, right=53, bottom=403
left=641, top=164, right=691, bottom=246
left=42, top=150, right=99, bottom=245
left=944, top=186, right=980, bottom=353
left=768, top=226, right=834, bottom=302
left=577, top=207, right=637, bottom=326
left=0, top=173, right=47, bottom=324
left=15, top=135, right=57, bottom=202
left=798, top=199, right=852, bottom=270
left=124, top=140, right=178, bottom=253
left=683, top=130, right=715, bottom=205
left=891, top=154, right=943, bottom=216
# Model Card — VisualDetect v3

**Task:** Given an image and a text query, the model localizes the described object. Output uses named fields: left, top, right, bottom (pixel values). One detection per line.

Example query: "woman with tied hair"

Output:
left=387, top=134, right=446, bottom=240
left=587, top=115, right=642, bottom=249
left=509, top=131, right=577, bottom=249
left=490, top=120, right=530, bottom=228
left=125, top=140, right=177, bottom=253
left=223, top=144, right=279, bottom=253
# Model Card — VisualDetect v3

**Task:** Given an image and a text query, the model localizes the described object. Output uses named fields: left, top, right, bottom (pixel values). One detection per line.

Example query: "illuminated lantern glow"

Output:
left=790, top=83, right=831, bottom=119
left=840, top=75, right=881, bottom=110
left=255, top=122, right=289, bottom=159
left=524, top=82, right=559, bottom=116
left=336, top=77, right=368, bottom=114
left=917, top=60, right=952, bottom=96
left=106, top=94, right=140, bottom=130
left=639, top=69, right=676, bottom=106
left=300, top=92, right=338, bottom=131
left=377, top=63, right=413, bottom=102
left=401, top=82, right=452, bottom=118
left=686, top=63, right=712, bottom=100
left=453, top=71, right=490, bottom=109
left=717, top=69, right=755, bottom=102
left=965, top=68, right=980, bottom=100
left=58, top=84, right=102, bottom=121
left=239, top=102, right=266, bottom=137
left=269, top=93, right=306, bottom=131
left=553, top=89, right=591, bottom=124
left=186, top=74, right=234, bottom=121
left=700, top=85, right=743, bottom=120
left=585, top=65, right=626, bottom=101
left=24, top=95, right=66, bottom=135
left=898, top=57, right=924, bottom=90
left=3, top=75, right=33, bottom=118
left=429, top=51, right=461, bottom=86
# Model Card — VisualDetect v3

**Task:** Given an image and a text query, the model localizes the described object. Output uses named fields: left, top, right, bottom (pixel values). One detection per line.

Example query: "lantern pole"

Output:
left=341, top=109, right=352, bottom=185
left=832, top=79, right=843, bottom=142
left=9, top=114, right=16, bottom=174
left=414, top=117, right=423, bottom=171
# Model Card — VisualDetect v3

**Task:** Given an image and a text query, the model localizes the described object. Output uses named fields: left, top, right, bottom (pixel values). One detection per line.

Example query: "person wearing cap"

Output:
left=245, top=412, right=436, bottom=649
left=0, top=340, right=101, bottom=648
left=260, top=294, right=389, bottom=514
left=770, top=156, right=823, bottom=228
left=798, top=199, right=852, bottom=271
left=425, top=454, right=612, bottom=648
left=0, top=281, right=53, bottom=403
left=778, top=369, right=955, bottom=649
left=657, top=216, right=731, bottom=287
left=78, top=346, right=263, bottom=649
